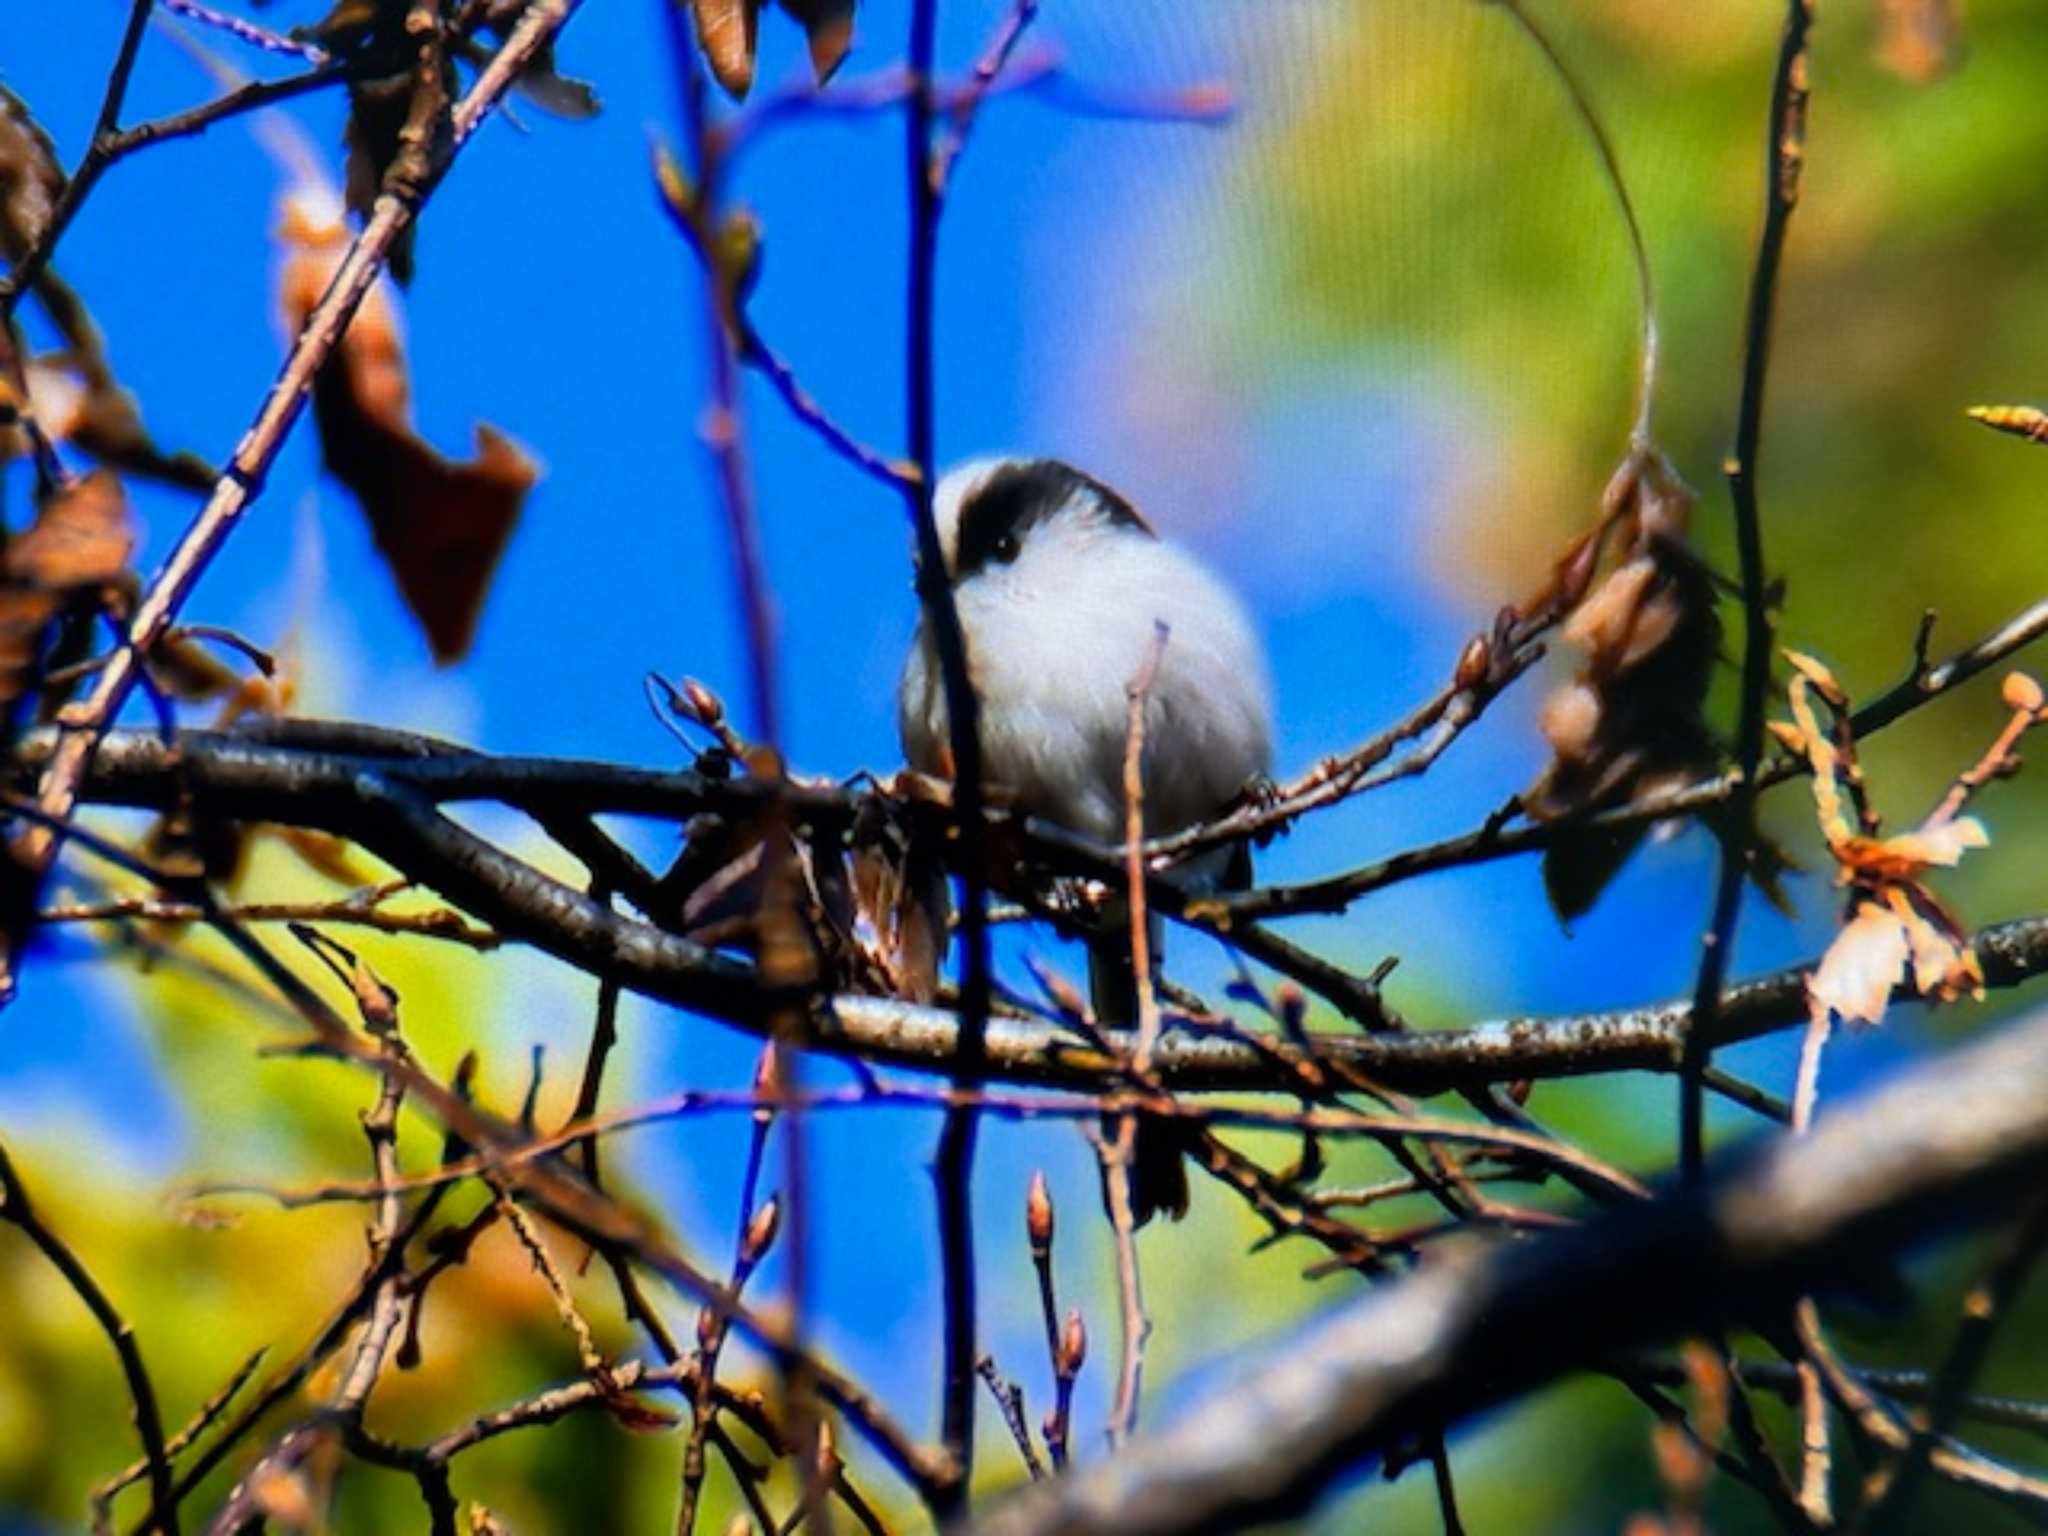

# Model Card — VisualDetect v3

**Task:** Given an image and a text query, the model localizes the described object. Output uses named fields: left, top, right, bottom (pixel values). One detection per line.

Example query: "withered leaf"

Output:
left=693, top=0, right=762, bottom=98
left=779, top=0, right=857, bottom=82
left=1875, top=0, right=1960, bottom=82
left=1526, top=448, right=1718, bottom=921
left=849, top=839, right=943, bottom=1002
left=281, top=197, right=537, bottom=664
left=1808, top=899, right=1912, bottom=1028
left=0, top=83, right=63, bottom=263
left=510, top=42, right=602, bottom=118
left=687, top=0, right=857, bottom=98
left=601, top=1391, right=681, bottom=1433
left=1540, top=821, right=1650, bottom=927
left=147, top=631, right=243, bottom=703
left=0, top=470, right=133, bottom=709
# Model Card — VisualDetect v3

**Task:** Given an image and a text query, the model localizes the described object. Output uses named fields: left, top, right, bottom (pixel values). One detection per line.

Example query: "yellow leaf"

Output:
left=1967, top=404, right=2048, bottom=444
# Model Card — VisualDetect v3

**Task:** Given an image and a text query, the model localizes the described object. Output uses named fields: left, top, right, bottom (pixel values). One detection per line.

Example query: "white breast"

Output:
left=901, top=522, right=1271, bottom=846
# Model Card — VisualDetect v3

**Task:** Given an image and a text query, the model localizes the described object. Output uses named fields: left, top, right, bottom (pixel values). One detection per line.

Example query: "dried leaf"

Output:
left=1888, top=884, right=1984, bottom=1003
left=1875, top=0, right=1961, bottom=82
left=692, top=0, right=762, bottom=98
left=779, top=0, right=856, bottom=82
left=0, top=471, right=133, bottom=708
left=600, top=1391, right=681, bottom=1433
left=280, top=194, right=537, bottom=663
left=0, top=83, right=63, bottom=263
left=1844, top=816, right=1988, bottom=878
left=848, top=840, right=943, bottom=1002
left=1541, top=821, right=1650, bottom=926
left=510, top=47, right=602, bottom=118
left=1782, top=648, right=1846, bottom=705
left=1526, top=446, right=1718, bottom=877
left=1808, top=900, right=1911, bottom=1028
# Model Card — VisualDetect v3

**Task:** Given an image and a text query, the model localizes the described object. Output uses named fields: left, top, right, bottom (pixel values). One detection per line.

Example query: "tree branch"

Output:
left=971, top=1004, right=2048, bottom=1536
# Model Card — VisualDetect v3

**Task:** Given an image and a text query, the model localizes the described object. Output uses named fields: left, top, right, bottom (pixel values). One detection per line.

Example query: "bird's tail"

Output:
left=1088, top=914, right=1196, bottom=1226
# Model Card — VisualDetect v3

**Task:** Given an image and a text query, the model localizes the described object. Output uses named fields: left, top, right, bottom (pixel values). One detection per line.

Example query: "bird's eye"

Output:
left=992, top=532, right=1021, bottom=564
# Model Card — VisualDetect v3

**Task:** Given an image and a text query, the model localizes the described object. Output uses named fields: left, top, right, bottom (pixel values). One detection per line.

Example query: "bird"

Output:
left=899, top=457, right=1273, bottom=1223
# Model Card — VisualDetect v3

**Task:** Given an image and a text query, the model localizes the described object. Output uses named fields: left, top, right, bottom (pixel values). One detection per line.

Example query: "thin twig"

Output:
left=977, top=1355, right=1047, bottom=1481
left=0, top=1143, right=179, bottom=1536
left=903, top=0, right=989, bottom=1506
left=1096, top=626, right=1171, bottom=1446
left=41, top=886, right=501, bottom=949
left=90, top=1348, right=266, bottom=1536
left=1858, top=1198, right=2048, bottom=1525
left=1682, top=0, right=1816, bottom=1181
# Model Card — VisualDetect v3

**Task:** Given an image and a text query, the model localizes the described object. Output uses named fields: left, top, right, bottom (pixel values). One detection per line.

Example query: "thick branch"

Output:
left=21, top=728, right=2048, bottom=1098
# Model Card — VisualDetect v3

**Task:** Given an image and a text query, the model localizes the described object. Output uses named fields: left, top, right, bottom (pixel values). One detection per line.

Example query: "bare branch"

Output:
left=971, top=1006, right=2048, bottom=1536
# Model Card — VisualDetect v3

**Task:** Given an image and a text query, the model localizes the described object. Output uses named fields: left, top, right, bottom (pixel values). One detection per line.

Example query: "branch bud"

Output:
left=1453, top=632, right=1492, bottom=693
left=742, top=1196, right=781, bottom=1265
left=683, top=676, right=725, bottom=726
left=1058, top=1308, right=1087, bottom=1378
left=1026, top=1170, right=1054, bottom=1255
left=752, top=1042, right=781, bottom=1126
left=2003, top=670, right=2044, bottom=717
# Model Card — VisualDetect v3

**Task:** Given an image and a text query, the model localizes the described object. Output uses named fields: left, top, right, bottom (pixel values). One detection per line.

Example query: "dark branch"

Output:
left=972, top=1005, right=2048, bottom=1536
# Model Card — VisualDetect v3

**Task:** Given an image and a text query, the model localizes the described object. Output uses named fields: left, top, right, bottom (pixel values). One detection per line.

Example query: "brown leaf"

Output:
left=1835, top=817, right=1988, bottom=885
left=779, top=0, right=856, bottom=82
left=1526, top=447, right=1718, bottom=862
left=1541, top=820, right=1651, bottom=926
left=848, top=839, right=943, bottom=1002
left=281, top=195, right=537, bottom=664
left=1890, top=885, right=1984, bottom=1004
left=1782, top=648, right=1846, bottom=706
left=692, top=0, right=762, bottom=98
left=0, top=470, right=133, bottom=708
left=600, top=1391, right=681, bottom=1433
left=1875, top=0, right=1960, bottom=82
left=0, top=84, right=63, bottom=263
left=147, top=632, right=243, bottom=703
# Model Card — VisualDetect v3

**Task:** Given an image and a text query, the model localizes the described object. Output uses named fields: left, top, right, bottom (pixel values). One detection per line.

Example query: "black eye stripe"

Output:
left=952, top=460, right=1152, bottom=580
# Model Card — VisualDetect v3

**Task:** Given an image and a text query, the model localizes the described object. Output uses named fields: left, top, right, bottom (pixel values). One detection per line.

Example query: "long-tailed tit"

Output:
left=899, top=457, right=1273, bottom=1222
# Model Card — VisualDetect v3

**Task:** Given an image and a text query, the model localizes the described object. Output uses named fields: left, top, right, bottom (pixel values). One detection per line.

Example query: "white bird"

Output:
left=899, top=457, right=1273, bottom=1222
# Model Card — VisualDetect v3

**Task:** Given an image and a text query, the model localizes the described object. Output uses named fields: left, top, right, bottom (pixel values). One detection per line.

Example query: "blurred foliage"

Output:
left=1227, top=0, right=2048, bottom=924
